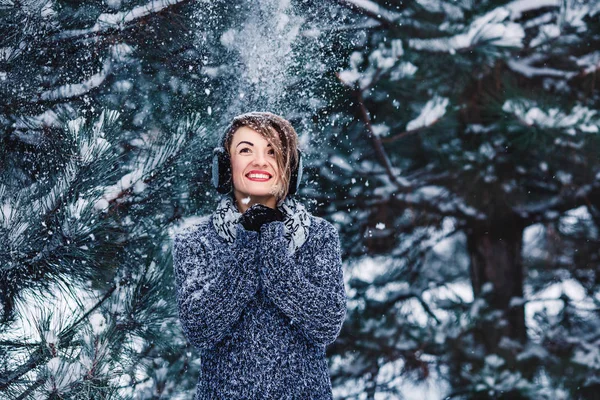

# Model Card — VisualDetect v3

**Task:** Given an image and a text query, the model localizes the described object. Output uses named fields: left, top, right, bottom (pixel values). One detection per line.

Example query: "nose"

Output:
left=252, top=151, right=268, bottom=167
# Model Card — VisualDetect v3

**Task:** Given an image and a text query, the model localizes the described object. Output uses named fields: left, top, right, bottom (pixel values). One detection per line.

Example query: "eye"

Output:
left=240, top=148, right=250, bottom=154
left=268, top=149, right=275, bottom=156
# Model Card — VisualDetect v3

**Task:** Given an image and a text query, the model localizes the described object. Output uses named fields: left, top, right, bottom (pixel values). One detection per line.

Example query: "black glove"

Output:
left=239, top=204, right=284, bottom=232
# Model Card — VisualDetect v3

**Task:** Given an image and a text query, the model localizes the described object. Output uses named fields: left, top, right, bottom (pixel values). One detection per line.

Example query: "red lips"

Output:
left=246, top=170, right=272, bottom=181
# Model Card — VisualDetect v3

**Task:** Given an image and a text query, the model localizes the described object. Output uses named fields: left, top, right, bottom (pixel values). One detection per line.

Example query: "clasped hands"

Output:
left=239, top=204, right=284, bottom=232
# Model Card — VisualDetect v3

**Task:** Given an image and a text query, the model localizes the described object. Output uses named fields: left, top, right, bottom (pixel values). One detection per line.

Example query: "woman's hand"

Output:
left=239, top=204, right=284, bottom=232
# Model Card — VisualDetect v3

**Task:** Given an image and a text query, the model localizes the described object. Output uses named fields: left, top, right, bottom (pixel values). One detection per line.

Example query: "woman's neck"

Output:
left=233, top=193, right=278, bottom=213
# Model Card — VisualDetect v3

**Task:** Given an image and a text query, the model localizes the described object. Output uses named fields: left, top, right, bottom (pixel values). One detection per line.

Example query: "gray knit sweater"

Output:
left=172, top=214, right=347, bottom=399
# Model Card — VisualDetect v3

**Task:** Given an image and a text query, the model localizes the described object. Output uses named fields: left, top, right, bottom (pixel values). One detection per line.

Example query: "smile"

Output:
left=246, top=173, right=272, bottom=181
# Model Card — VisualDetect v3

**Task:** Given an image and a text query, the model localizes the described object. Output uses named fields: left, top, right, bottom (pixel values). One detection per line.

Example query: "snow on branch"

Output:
left=409, top=8, right=525, bottom=53
left=93, top=114, right=203, bottom=211
left=512, top=183, right=600, bottom=220
left=574, top=51, right=600, bottom=76
left=68, top=110, right=118, bottom=165
left=406, top=96, right=449, bottom=131
left=337, top=41, right=413, bottom=92
left=5, top=111, right=119, bottom=243
left=505, top=0, right=560, bottom=20
left=336, top=0, right=402, bottom=26
left=54, top=0, right=192, bottom=40
left=376, top=97, right=448, bottom=144
left=507, top=54, right=577, bottom=79
left=0, top=186, right=31, bottom=250
left=402, top=187, right=487, bottom=221
left=35, top=160, right=79, bottom=218
left=502, top=99, right=598, bottom=134
left=38, top=59, right=112, bottom=102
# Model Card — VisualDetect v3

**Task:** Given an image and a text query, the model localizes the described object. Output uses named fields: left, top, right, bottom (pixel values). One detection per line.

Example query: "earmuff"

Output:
left=211, top=146, right=303, bottom=196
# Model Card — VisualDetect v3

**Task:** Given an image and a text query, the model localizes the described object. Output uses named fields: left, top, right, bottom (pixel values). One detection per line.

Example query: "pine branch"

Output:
left=334, top=0, right=401, bottom=27
left=53, top=0, right=195, bottom=42
left=35, top=59, right=112, bottom=102
left=380, top=119, right=443, bottom=144
left=337, top=77, right=411, bottom=191
left=15, top=377, right=45, bottom=400
left=512, top=182, right=600, bottom=221
left=0, top=285, right=116, bottom=390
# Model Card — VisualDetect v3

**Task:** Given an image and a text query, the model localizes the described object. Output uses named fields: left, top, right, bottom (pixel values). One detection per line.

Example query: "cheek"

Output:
left=230, top=158, right=244, bottom=175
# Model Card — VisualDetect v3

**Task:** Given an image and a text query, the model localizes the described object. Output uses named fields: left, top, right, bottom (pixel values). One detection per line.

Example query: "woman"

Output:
left=172, top=112, right=347, bottom=399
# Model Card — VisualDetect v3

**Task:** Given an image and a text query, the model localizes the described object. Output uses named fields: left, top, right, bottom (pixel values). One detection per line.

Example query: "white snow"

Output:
left=40, top=59, right=112, bottom=101
left=337, top=70, right=361, bottom=85
left=57, top=0, right=189, bottom=39
left=390, top=62, right=417, bottom=80
left=341, top=0, right=402, bottom=22
left=44, top=356, right=83, bottom=394
left=575, top=51, right=600, bottom=75
left=572, top=345, right=600, bottom=369
left=406, top=96, right=449, bottom=131
left=502, top=99, right=598, bottom=132
left=105, top=0, right=122, bottom=10
left=416, top=0, right=464, bottom=20
left=217, top=0, right=305, bottom=113
left=329, top=155, right=353, bottom=172
left=110, top=43, right=134, bottom=62
left=339, top=41, right=405, bottom=89
left=349, top=51, right=363, bottom=69
left=507, top=55, right=577, bottom=79
left=409, top=8, right=524, bottom=52
left=370, top=123, right=390, bottom=137
left=505, top=0, right=560, bottom=20
left=529, top=24, right=560, bottom=47
left=525, top=278, right=596, bottom=340
left=113, top=80, right=133, bottom=93
left=89, top=312, right=107, bottom=335
left=349, top=256, right=389, bottom=284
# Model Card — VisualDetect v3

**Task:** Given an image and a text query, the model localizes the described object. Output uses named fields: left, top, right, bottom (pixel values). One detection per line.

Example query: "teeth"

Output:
left=247, top=174, right=270, bottom=179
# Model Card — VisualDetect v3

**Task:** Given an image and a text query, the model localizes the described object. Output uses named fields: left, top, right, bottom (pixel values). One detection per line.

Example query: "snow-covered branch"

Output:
left=37, top=59, right=112, bottom=102
left=354, top=88, right=411, bottom=191
left=512, top=183, right=600, bottom=220
left=409, top=8, right=525, bottom=53
left=507, top=54, right=577, bottom=79
left=94, top=114, right=202, bottom=212
left=54, top=0, right=193, bottom=41
left=505, top=0, right=561, bottom=20
left=335, top=0, right=402, bottom=27
left=502, top=99, right=598, bottom=133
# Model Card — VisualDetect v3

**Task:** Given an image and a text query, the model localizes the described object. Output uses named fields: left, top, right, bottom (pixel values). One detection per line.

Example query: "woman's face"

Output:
left=229, top=126, right=281, bottom=210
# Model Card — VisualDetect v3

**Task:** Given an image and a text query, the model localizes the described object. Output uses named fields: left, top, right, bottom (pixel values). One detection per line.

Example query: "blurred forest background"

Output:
left=1, top=0, right=599, bottom=399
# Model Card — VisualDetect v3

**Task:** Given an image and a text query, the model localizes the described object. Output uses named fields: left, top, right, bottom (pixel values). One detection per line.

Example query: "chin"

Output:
left=236, top=189, right=275, bottom=198
left=249, top=192, right=276, bottom=198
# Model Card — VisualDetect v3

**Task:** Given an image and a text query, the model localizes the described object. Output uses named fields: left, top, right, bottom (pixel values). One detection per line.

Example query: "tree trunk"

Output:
left=467, top=214, right=527, bottom=355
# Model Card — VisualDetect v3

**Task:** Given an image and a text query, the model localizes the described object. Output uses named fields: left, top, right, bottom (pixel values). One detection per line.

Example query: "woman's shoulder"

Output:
left=172, top=215, right=214, bottom=244
left=307, top=214, right=339, bottom=239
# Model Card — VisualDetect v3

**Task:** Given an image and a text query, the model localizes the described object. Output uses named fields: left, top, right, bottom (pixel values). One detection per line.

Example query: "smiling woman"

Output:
left=228, top=125, right=282, bottom=212
left=172, top=111, right=347, bottom=399
left=220, top=112, right=301, bottom=212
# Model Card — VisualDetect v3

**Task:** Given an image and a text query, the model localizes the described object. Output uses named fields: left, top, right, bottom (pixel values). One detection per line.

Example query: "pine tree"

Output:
left=0, top=1, right=209, bottom=398
left=5, top=0, right=598, bottom=398
left=317, top=0, right=600, bottom=398
left=1, top=0, right=351, bottom=398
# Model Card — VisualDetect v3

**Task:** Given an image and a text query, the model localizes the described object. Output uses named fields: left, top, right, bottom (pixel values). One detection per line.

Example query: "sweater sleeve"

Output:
left=172, top=223, right=260, bottom=350
left=259, top=219, right=347, bottom=347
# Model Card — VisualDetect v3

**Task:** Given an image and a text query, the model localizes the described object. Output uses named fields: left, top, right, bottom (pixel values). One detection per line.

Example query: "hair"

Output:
left=223, top=112, right=299, bottom=201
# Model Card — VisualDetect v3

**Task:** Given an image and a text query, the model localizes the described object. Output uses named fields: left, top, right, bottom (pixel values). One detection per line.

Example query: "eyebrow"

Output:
left=236, top=141, right=272, bottom=148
